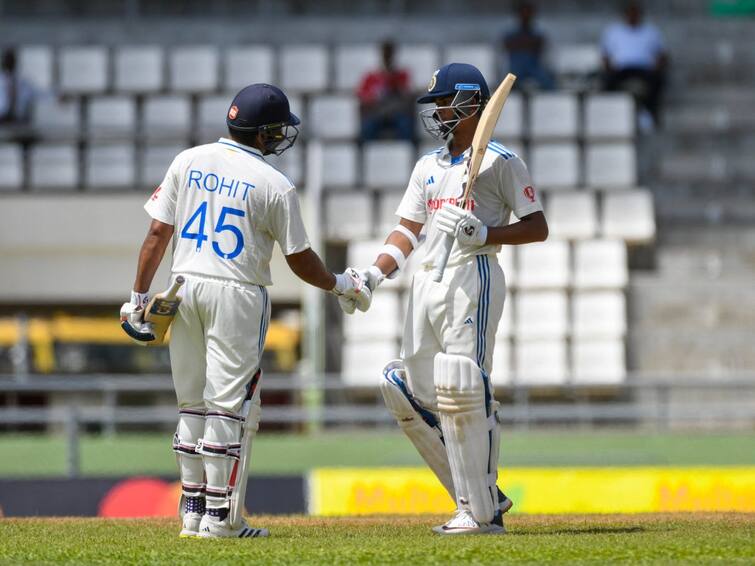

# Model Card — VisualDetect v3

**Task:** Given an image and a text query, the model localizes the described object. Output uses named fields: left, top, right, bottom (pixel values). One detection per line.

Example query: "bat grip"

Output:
left=165, top=275, right=185, bottom=300
left=430, top=234, right=454, bottom=283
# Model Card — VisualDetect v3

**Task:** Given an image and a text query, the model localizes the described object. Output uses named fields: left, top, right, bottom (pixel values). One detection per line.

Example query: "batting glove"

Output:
left=332, top=268, right=372, bottom=313
left=120, top=291, right=155, bottom=345
left=435, top=203, right=488, bottom=247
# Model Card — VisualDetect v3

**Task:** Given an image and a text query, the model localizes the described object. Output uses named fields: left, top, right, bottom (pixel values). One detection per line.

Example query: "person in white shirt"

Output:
left=120, top=83, right=369, bottom=539
left=340, top=63, right=548, bottom=535
left=601, top=1, right=668, bottom=128
left=0, top=48, right=38, bottom=126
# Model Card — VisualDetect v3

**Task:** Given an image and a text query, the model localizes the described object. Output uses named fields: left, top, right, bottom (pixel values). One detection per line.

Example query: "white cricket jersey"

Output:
left=144, top=137, right=311, bottom=286
left=396, top=140, right=543, bottom=267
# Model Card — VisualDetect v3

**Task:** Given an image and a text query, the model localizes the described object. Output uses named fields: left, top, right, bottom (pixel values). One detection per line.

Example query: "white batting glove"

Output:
left=120, top=291, right=155, bottom=345
left=435, top=203, right=488, bottom=247
left=331, top=268, right=373, bottom=313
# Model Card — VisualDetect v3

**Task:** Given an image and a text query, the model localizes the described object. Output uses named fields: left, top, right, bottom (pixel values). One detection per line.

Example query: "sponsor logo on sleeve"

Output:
left=523, top=185, right=536, bottom=203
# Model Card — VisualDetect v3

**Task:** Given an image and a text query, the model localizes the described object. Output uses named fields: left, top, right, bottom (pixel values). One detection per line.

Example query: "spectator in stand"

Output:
left=357, top=41, right=414, bottom=141
left=502, top=1, right=555, bottom=90
left=601, top=1, right=668, bottom=130
left=0, top=47, right=38, bottom=126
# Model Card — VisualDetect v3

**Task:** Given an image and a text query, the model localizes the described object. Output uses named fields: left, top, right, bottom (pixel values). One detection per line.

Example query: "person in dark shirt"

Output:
left=502, top=1, right=555, bottom=90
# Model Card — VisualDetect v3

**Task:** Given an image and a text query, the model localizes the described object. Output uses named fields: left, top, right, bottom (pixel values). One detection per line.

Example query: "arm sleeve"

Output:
left=269, top=187, right=312, bottom=255
left=395, top=160, right=427, bottom=224
left=143, top=155, right=181, bottom=225
left=498, top=156, right=544, bottom=219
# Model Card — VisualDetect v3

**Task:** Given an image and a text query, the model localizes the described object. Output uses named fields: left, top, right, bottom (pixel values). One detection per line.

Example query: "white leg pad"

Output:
left=434, top=352, right=497, bottom=524
left=173, top=408, right=206, bottom=518
left=380, top=361, right=455, bottom=500
left=198, top=411, right=243, bottom=508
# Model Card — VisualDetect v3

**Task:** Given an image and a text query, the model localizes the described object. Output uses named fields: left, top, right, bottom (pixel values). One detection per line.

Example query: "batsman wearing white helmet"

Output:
left=341, top=63, right=548, bottom=535
left=120, top=84, right=369, bottom=539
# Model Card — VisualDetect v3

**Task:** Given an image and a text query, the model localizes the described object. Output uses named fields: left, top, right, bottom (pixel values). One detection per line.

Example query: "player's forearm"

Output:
left=485, top=211, right=548, bottom=246
left=133, top=221, right=174, bottom=293
left=373, top=218, right=423, bottom=276
left=285, top=248, right=337, bottom=291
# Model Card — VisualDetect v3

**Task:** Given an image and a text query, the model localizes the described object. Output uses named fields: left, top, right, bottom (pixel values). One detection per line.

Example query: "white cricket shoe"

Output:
left=197, top=514, right=270, bottom=538
left=179, top=512, right=203, bottom=538
left=432, top=509, right=505, bottom=535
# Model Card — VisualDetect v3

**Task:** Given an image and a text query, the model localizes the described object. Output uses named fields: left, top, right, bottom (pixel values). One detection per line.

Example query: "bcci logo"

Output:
left=428, top=70, right=438, bottom=92
left=228, top=105, right=239, bottom=120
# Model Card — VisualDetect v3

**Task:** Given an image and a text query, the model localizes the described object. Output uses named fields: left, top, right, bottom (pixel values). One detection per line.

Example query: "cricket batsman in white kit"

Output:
left=120, top=83, right=369, bottom=538
left=341, top=63, right=549, bottom=534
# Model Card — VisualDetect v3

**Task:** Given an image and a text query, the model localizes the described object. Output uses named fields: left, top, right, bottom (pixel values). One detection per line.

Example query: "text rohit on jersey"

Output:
left=188, top=169, right=255, bottom=200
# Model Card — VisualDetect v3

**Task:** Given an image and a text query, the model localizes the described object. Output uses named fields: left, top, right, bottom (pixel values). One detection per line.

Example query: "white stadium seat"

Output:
left=573, top=239, right=628, bottom=289
left=377, top=191, right=404, bottom=235
left=59, top=46, right=109, bottom=94
left=530, top=93, right=579, bottom=139
left=444, top=45, right=496, bottom=85
left=602, top=189, right=656, bottom=244
left=142, top=95, right=192, bottom=141
left=546, top=190, right=598, bottom=240
left=515, top=291, right=569, bottom=339
left=572, top=291, right=627, bottom=338
left=514, top=339, right=568, bottom=385
left=516, top=240, right=570, bottom=289
left=308, top=95, right=359, bottom=140
left=494, top=300, right=514, bottom=339
left=114, top=46, right=164, bottom=93
left=571, top=338, right=626, bottom=384
left=493, top=90, right=524, bottom=140
left=265, top=143, right=303, bottom=186
left=0, top=144, right=23, bottom=191
left=584, top=93, right=634, bottom=139
left=552, top=44, right=602, bottom=76
left=334, top=44, right=381, bottom=92
left=197, top=95, right=231, bottom=142
left=585, top=143, right=637, bottom=188
left=363, top=141, right=414, bottom=189
left=325, top=191, right=372, bottom=241
left=223, top=46, right=274, bottom=92
left=18, top=46, right=53, bottom=91
left=280, top=45, right=329, bottom=93
left=497, top=245, right=517, bottom=289
left=169, top=46, right=219, bottom=93
left=342, top=339, right=400, bottom=387
left=343, top=291, right=402, bottom=339
left=396, top=44, right=440, bottom=91
left=85, top=144, right=135, bottom=190
left=530, top=142, right=580, bottom=189
left=87, top=96, right=136, bottom=139
left=491, top=338, right=512, bottom=386
left=33, top=98, right=81, bottom=140
left=141, top=144, right=185, bottom=188
left=29, top=144, right=78, bottom=190
left=321, top=143, right=359, bottom=188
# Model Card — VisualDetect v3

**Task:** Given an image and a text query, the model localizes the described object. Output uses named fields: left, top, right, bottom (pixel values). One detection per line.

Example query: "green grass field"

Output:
left=1, top=514, right=753, bottom=565
left=1, top=430, right=753, bottom=476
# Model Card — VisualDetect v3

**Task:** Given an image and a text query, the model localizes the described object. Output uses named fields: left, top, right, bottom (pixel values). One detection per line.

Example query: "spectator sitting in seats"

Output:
left=502, top=1, right=555, bottom=90
left=357, top=41, right=414, bottom=141
left=601, top=1, right=667, bottom=131
left=0, top=47, right=38, bottom=127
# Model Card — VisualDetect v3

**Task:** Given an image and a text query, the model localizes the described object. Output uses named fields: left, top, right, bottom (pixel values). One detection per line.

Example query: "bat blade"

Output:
left=143, top=275, right=185, bottom=345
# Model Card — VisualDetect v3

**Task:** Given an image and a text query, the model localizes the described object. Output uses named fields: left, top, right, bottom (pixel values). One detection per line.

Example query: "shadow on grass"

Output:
left=511, top=526, right=646, bottom=536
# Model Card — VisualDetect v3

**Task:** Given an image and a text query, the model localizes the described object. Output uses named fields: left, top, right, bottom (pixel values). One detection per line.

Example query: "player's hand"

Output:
left=120, top=291, right=155, bottom=345
left=336, top=266, right=384, bottom=314
left=332, top=268, right=372, bottom=313
left=435, top=203, right=488, bottom=247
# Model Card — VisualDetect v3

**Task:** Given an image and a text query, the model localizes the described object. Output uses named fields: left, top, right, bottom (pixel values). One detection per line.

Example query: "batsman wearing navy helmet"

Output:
left=121, top=83, right=369, bottom=538
left=341, top=63, right=548, bottom=534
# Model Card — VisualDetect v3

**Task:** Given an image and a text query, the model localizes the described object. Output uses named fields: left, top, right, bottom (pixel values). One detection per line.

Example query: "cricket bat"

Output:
left=430, top=73, right=517, bottom=283
left=142, top=275, right=185, bottom=345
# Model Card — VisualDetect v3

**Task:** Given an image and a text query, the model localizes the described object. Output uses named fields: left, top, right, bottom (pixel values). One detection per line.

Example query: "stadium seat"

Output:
left=491, top=337, right=512, bottom=386
left=32, top=98, right=81, bottom=140
left=572, top=291, right=627, bottom=338
left=546, top=190, right=598, bottom=240
left=279, top=45, right=329, bottom=93
left=584, top=93, right=634, bottom=140
left=308, top=95, right=359, bottom=140
left=169, top=46, right=219, bottom=93
left=223, top=46, right=274, bottom=92
left=266, top=143, right=303, bottom=186
left=320, top=143, right=358, bottom=188
left=444, top=45, right=496, bottom=85
left=114, top=46, right=164, bottom=93
left=86, top=96, right=136, bottom=140
left=602, top=189, right=656, bottom=244
left=516, top=240, right=570, bottom=289
left=585, top=143, right=637, bottom=188
left=346, top=239, right=403, bottom=289
left=396, top=44, right=440, bottom=91
left=342, top=339, right=400, bottom=387
left=495, top=298, right=514, bottom=339
left=363, top=141, right=414, bottom=189
left=530, top=93, right=579, bottom=139
left=497, top=245, right=516, bottom=288
left=0, top=144, right=23, bottom=191
left=571, top=338, right=626, bottom=384
left=343, top=291, right=402, bottom=339
left=18, top=46, right=53, bottom=91
left=59, top=46, right=109, bottom=94
left=197, top=95, right=231, bottom=142
left=573, top=239, right=628, bottom=289
left=84, top=144, right=135, bottom=190
left=377, top=191, right=404, bottom=235
left=552, top=44, right=602, bottom=76
left=334, top=44, right=381, bottom=92
left=515, top=291, right=569, bottom=339
left=514, top=339, right=568, bottom=385
left=141, top=144, right=185, bottom=188
left=29, top=144, right=78, bottom=190
left=493, top=90, right=524, bottom=139
left=530, top=142, right=580, bottom=189
left=142, top=95, right=192, bottom=141
left=325, top=191, right=372, bottom=241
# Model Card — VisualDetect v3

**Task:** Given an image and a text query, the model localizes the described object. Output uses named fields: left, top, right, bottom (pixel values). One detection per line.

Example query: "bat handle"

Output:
left=165, top=275, right=186, bottom=299
left=430, top=234, right=454, bottom=283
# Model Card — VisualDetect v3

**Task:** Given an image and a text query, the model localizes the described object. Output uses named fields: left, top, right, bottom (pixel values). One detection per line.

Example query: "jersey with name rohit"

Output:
left=396, top=141, right=543, bottom=268
left=144, top=137, right=311, bottom=286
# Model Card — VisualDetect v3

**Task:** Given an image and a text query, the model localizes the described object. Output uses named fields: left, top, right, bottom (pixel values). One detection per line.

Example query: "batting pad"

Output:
left=172, top=408, right=206, bottom=518
left=380, top=361, right=456, bottom=500
left=434, top=352, right=497, bottom=523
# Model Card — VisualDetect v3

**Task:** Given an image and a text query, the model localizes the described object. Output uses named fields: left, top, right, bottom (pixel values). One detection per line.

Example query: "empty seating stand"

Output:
left=59, top=46, right=108, bottom=94
left=29, top=144, right=78, bottom=190
left=308, top=95, right=359, bottom=140
left=334, top=44, right=380, bottom=92
left=223, top=46, right=274, bottom=92
left=114, top=46, right=164, bottom=93
left=363, top=141, right=413, bottom=189
left=169, top=46, right=219, bottom=93
left=546, top=190, right=598, bottom=240
left=0, top=144, right=23, bottom=191
left=87, top=96, right=136, bottom=140
left=279, top=45, right=329, bottom=93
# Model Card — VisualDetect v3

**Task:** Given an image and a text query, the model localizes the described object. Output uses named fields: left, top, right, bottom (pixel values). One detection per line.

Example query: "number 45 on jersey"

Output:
left=181, top=202, right=245, bottom=260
